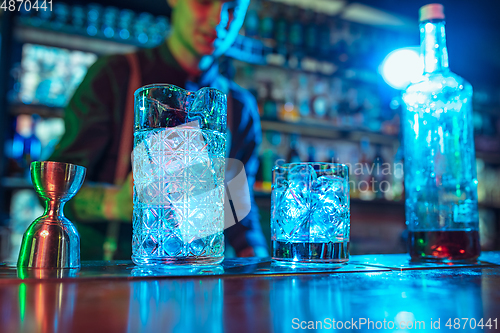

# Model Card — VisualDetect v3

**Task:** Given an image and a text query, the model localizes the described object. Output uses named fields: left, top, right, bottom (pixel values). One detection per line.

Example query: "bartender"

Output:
left=49, top=0, right=268, bottom=259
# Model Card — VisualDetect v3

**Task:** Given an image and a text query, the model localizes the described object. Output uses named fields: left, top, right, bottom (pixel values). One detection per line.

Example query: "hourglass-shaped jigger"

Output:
left=17, top=161, right=86, bottom=269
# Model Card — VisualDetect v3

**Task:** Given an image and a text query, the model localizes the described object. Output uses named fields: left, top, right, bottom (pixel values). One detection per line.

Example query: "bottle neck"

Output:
left=420, top=20, right=449, bottom=74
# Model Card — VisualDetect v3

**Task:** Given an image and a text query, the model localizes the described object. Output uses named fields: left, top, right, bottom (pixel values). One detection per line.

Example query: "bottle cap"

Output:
left=419, top=3, right=445, bottom=22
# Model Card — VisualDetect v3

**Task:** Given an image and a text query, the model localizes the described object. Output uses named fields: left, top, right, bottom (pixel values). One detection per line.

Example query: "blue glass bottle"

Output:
left=402, top=4, right=480, bottom=261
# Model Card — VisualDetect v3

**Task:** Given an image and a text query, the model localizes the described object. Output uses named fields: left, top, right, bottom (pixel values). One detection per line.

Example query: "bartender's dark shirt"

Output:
left=50, top=42, right=267, bottom=259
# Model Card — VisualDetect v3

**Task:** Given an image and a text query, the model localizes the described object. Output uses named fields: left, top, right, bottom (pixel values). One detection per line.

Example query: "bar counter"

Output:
left=1, top=253, right=500, bottom=332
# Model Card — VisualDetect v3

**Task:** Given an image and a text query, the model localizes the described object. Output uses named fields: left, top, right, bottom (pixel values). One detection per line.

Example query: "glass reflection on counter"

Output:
left=16, top=282, right=77, bottom=333
left=271, top=276, right=353, bottom=332
left=127, top=279, right=223, bottom=332
left=270, top=270, right=485, bottom=332
left=131, top=265, right=224, bottom=277
left=481, top=268, right=499, bottom=319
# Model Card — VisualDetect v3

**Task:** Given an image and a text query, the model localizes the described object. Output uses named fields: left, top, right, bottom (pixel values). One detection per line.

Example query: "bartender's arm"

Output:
left=49, top=56, right=132, bottom=222
left=225, top=85, right=269, bottom=257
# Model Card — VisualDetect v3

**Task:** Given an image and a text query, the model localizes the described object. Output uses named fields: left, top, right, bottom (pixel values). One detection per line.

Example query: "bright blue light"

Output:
left=119, top=29, right=130, bottom=40
left=104, top=27, right=114, bottom=38
left=87, top=25, right=98, bottom=36
left=138, top=33, right=148, bottom=44
left=380, top=47, right=423, bottom=90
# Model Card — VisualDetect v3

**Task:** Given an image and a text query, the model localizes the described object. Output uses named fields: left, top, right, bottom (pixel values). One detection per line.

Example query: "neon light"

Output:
left=380, top=47, right=423, bottom=90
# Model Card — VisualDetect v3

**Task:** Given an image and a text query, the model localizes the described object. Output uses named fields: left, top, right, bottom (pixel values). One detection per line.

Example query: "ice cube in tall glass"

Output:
left=132, top=84, right=227, bottom=266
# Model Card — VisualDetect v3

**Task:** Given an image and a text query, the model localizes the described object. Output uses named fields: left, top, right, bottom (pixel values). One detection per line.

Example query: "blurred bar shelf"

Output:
left=260, top=119, right=399, bottom=146
left=1, top=177, right=32, bottom=189
left=226, top=35, right=270, bottom=65
left=14, top=25, right=137, bottom=55
left=10, top=104, right=64, bottom=118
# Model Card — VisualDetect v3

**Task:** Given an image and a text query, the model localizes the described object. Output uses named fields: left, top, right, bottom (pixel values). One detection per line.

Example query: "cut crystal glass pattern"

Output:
left=132, top=84, right=226, bottom=264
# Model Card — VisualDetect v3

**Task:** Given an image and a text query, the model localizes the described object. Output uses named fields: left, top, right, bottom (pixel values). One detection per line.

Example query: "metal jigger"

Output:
left=17, top=161, right=86, bottom=269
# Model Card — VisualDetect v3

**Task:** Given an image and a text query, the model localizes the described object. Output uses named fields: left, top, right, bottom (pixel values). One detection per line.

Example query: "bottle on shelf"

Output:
left=311, top=77, right=329, bottom=120
left=372, top=145, right=386, bottom=199
left=328, top=77, right=343, bottom=126
left=258, top=131, right=283, bottom=193
left=348, top=147, right=360, bottom=199
left=273, top=3, right=288, bottom=57
left=260, top=149, right=275, bottom=192
left=259, top=0, right=275, bottom=42
left=307, top=145, right=316, bottom=162
left=86, top=3, right=102, bottom=37
left=350, top=24, right=369, bottom=69
left=303, top=9, right=318, bottom=58
left=116, top=9, right=134, bottom=41
left=337, top=82, right=354, bottom=128
left=279, top=75, right=300, bottom=122
left=358, top=138, right=375, bottom=201
left=263, top=98, right=278, bottom=120
left=243, top=0, right=260, bottom=38
left=261, top=82, right=278, bottom=120
left=317, top=13, right=332, bottom=61
left=287, top=6, right=304, bottom=69
left=361, top=88, right=382, bottom=132
left=52, top=2, right=69, bottom=31
left=391, top=145, right=405, bottom=202
left=345, top=22, right=363, bottom=68
left=296, top=73, right=311, bottom=120
left=346, top=84, right=362, bottom=127
left=134, top=12, right=154, bottom=44
left=287, top=134, right=302, bottom=163
left=101, top=6, right=118, bottom=39
left=402, top=4, right=480, bottom=262
left=324, top=148, right=336, bottom=164
left=6, top=115, right=41, bottom=178
left=334, top=21, right=350, bottom=68
left=70, top=5, right=86, bottom=32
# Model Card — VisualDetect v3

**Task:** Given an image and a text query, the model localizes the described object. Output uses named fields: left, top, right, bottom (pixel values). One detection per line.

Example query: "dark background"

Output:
left=356, top=0, right=500, bottom=88
left=94, top=0, right=500, bottom=88
left=72, top=0, right=500, bottom=88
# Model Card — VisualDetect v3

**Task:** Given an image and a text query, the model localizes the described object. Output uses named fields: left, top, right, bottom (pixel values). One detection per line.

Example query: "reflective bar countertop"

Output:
left=1, top=253, right=499, bottom=332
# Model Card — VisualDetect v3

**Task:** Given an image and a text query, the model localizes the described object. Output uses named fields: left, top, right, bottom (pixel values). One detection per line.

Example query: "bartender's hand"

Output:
left=103, top=172, right=134, bottom=222
left=71, top=172, right=133, bottom=222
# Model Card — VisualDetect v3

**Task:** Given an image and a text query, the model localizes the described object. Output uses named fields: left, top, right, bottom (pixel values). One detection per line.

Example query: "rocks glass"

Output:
left=271, top=162, right=350, bottom=265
